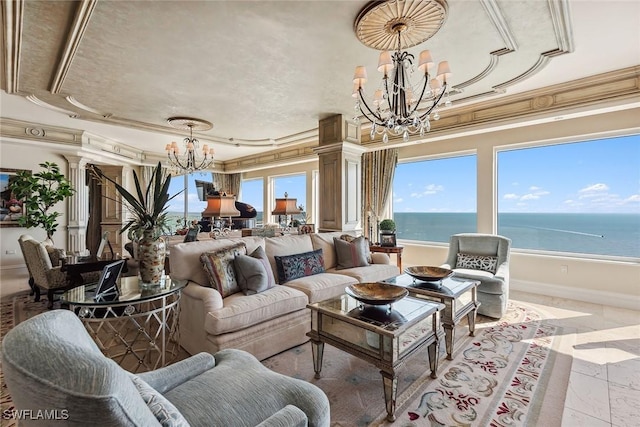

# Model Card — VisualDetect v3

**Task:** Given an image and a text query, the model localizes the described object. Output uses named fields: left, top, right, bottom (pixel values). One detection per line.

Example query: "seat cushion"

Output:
left=203, top=286, right=308, bottom=335
left=281, top=272, right=358, bottom=304
left=452, top=268, right=506, bottom=294
left=327, top=264, right=399, bottom=284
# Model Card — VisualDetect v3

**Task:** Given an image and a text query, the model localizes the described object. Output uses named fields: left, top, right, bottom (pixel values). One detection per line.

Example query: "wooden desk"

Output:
left=369, top=245, right=404, bottom=271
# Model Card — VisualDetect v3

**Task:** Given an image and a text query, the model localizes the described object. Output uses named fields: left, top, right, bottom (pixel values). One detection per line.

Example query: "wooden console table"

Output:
left=370, top=245, right=404, bottom=271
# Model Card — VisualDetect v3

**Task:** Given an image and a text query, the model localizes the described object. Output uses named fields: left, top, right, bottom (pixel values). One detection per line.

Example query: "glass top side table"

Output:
left=61, top=276, right=187, bottom=373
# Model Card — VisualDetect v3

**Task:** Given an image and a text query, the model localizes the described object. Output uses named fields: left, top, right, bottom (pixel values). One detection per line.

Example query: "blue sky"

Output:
left=168, top=134, right=640, bottom=215
left=394, top=135, right=640, bottom=214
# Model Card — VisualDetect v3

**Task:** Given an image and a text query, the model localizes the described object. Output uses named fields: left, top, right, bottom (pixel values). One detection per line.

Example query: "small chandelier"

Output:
left=352, top=0, right=452, bottom=143
left=165, top=117, right=215, bottom=172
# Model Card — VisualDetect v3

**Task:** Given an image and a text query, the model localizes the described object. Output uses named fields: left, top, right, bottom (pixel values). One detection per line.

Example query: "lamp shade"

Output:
left=202, top=195, right=241, bottom=218
left=272, top=195, right=302, bottom=216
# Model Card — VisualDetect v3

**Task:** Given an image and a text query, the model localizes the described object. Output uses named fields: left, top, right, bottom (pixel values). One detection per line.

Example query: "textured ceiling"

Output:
left=2, top=0, right=639, bottom=161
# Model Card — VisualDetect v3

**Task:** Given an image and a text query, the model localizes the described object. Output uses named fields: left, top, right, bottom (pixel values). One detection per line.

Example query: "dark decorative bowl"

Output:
left=404, top=266, right=454, bottom=282
left=345, top=283, right=409, bottom=306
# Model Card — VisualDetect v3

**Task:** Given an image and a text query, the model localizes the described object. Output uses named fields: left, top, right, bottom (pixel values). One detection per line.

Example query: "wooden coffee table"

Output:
left=382, top=274, right=480, bottom=360
left=307, top=294, right=444, bottom=422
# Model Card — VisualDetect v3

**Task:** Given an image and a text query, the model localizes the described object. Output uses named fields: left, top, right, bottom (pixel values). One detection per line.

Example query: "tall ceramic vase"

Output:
left=137, top=230, right=166, bottom=284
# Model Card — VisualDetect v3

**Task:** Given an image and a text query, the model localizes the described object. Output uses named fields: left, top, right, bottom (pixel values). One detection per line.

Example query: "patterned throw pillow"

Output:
left=334, top=236, right=370, bottom=270
left=200, top=242, right=247, bottom=297
left=340, top=234, right=372, bottom=263
left=130, top=375, right=189, bottom=427
left=456, top=252, right=498, bottom=273
left=45, top=246, right=67, bottom=267
left=234, top=246, right=276, bottom=295
left=274, top=249, right=325, bottom=283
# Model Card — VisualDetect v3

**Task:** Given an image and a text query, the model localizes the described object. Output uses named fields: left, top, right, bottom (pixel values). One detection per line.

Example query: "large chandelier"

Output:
left=352, top=0, right=451, bottom=143
left=165, top=117, right=215, bottom=172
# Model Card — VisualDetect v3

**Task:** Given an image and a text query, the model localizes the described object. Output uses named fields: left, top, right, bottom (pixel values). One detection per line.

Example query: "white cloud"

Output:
left=521, top=194, right=539, bottom=200
left=503, top=193, right=519, bottom=200
left=579, top=183, right=609, bottom=193
left=394, top=197, right=404, bottom=203
left=529, top=185, right=541, bottom=191
left=623, top=194, right=640, bottom=203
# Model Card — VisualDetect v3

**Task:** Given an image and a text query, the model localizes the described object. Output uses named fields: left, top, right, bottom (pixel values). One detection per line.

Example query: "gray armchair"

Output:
left=2, top=310, right=330, bottom=427
left=441, top=233, right=512, bottom=318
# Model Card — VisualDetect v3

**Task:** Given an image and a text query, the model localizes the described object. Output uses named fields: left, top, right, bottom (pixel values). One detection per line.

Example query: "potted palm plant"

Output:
left=96, top=162, right=177, bottom=284
left=9, top=162, right=75, bottom=243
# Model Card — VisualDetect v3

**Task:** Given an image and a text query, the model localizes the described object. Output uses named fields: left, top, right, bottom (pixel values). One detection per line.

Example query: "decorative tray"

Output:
left=345, top=283, right=408, bottom=306
left=404, top=266, right=454, bottom=282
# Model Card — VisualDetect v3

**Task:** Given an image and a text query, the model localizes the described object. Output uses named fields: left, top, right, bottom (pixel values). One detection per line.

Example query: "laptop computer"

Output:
left=94, top=259, right=125, bottom=303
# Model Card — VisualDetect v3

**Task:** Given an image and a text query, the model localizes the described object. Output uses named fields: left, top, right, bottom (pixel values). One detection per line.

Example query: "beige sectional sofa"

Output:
left=169, top=231, right=399, bottom=360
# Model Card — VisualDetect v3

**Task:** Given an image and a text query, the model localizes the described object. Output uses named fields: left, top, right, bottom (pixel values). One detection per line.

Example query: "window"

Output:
left=240, top=178, right=264, bottom=224
left=166, top=171, right=210, bottom=231
left=392, top=155, right=477, bottom=243
left=497, top=135, right=640, bottom=258
left=273, top=174, right=306, bottom=224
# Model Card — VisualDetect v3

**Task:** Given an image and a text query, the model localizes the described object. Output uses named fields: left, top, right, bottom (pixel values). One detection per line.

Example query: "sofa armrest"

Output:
left=255, top=405, right=308, bottom=427
left=137, top=352, right=216, bottom=394
left=371, top=253, right=390, bottom=264
left=440, top=263, right=452, bottom=269
left=182, top=282, right=224, bottom=311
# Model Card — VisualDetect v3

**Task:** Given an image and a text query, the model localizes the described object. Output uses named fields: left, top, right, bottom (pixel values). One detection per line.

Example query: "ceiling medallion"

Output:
left=165, top=117, right=215, bottom=172
left=354, top=0, right=448, bottom=51
left=352, top=0, right=452, bottom=143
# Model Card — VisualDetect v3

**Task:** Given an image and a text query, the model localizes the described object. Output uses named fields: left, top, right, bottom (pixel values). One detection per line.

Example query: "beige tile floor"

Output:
left=1, top=273, right=638, bottom=426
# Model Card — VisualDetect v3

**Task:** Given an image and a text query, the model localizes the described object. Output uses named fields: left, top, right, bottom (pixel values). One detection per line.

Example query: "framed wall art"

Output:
left=380, top=233, right=397, bottom=247
left=0, top=168, right=29, bottom=227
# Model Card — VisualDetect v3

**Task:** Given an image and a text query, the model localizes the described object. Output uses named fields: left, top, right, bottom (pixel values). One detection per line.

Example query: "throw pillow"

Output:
left=456, top=252, right=498, bottom=273
left=334, top=236, right=370, bottom=270
left=234, top=246, right=276, bottom=295
left=130, top=375, right=189, bottom=427
left=45, top=246, right=66, bottom=267
left=340, top=234, right=372, bottom=263
left=274, top=249, right=325, bottom=283
left=200, top=242, right=247, bottom=297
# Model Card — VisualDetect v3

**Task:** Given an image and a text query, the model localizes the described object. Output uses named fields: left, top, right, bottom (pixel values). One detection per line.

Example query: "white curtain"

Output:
left=362, top=148, right=398, bottom=242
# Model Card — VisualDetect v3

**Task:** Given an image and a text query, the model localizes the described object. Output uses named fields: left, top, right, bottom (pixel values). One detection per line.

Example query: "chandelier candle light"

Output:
left=166, top=117, right=215, bottom=172
left=352, top=0, right=452, bottom=143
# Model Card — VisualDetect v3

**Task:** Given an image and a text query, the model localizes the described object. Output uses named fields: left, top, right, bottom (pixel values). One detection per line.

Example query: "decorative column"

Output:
left=313, top=114, right=364, bottom=232
left=64, top=155, right=89, bottom=254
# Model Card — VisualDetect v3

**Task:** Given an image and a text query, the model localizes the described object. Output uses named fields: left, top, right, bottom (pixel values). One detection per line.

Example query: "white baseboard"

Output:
left=511, top=279, right=640, bottom=311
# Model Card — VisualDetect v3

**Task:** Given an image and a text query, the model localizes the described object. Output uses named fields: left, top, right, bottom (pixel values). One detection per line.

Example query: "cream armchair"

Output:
left=18, top=234, right=98, bottom=309
left=441, top=233, right=512, bottom=318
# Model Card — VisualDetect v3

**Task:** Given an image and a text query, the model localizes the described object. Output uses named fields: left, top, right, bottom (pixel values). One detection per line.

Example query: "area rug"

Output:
left=1, top=292, right=573, bottom=427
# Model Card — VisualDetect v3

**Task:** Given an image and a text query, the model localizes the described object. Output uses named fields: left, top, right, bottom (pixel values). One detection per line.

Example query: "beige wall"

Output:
left=0, top=142, right=71, bottom=272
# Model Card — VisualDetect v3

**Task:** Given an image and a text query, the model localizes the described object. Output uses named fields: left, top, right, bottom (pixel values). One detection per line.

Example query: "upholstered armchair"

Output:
left=441, top=233, right=512, bottom=318
left=2, top=310, right=330, bottom=427
left=18, top=234, right=99, bottom=308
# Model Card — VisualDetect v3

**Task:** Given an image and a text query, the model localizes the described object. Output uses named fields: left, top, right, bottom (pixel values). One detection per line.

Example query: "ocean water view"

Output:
left=394, top=212, right=640, bottom=258
left=166, top=211, right=639, bottom=258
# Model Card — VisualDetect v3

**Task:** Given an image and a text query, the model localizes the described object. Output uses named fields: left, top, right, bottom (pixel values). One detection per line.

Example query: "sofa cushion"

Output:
left=340, top=234, right=372, bottom=263
left=334, top=236, right=370, bottom=270
left=456, top=252, right=498, bottom=273
left=201, top=242, right=247, bottom=297
left=234, top=246, right=276, bottom=295
left=170, top=237, right=265, bottom=287
left=264, top=234, right=314, bottom=283
left=327, top=263, right=399, bottom=284
left=130, top=375, right=189, bottom=427
left=281, top=272, right=358, bottom=303
left=275, top=249, right=325, bottom=284
left=310, top=231, right=351, bottom=270
left=203, top=286, right=308, bottom=335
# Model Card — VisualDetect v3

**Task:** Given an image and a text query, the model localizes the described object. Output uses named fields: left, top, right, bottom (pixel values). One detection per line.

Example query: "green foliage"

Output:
left=9, top=162, right=75, bottom=239
left=97, top=162, right=178, bottom=241
left=379, top=218, right=396, bottom=231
